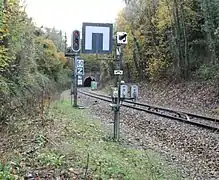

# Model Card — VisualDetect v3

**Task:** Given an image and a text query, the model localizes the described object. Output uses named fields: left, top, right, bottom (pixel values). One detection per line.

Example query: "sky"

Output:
left=24, top=0, right=125, bottom=45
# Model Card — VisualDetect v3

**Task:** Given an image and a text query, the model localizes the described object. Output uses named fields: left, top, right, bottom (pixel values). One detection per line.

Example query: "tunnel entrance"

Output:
left=84, top=77, right=95, bottom=87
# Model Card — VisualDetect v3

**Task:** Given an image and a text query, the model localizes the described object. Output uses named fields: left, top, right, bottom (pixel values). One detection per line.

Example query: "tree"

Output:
left=113, top=0, right=219, bottom=81
left=0, top=0, right=71, bottom=121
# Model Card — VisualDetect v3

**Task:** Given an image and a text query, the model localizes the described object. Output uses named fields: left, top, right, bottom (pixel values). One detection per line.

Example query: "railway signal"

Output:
left=120, top=84, right=128, bottom=99
left=110, top=31, right=140, bottom=141
left=65, top=30, right=82, bottom=108
left=131, top=85, right=138, bottom=100
left=72, top=30, right=80, bottom=53
left=76, top=59, right=84, bottom=76
left=117, top=32, right=128, bottom=45
left=110, top=31, right=131, bottom=141
left=82, top=22, right=113, bottom=54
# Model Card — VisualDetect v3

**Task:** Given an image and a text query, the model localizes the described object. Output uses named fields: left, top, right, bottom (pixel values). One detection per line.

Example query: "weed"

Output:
left=0, top=100, right=183, bottom=179
left=0, top=163, right=16, bottom=180
left=48, top=100, right=183, bottom=179
left=195, top=64, right=219, bottom=81
left=35, top=134, right=47, bottom=147
left=37, top=151, right=65, bottom=168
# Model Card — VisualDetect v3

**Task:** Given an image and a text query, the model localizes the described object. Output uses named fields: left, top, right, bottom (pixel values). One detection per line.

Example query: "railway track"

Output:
left=78, top=89, right=219, bottom=132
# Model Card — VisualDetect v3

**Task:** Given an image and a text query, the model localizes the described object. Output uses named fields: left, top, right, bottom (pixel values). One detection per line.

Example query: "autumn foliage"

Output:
left=115, top=0, right=219, bottom=82
left=0, top=0, right=71, bottom=121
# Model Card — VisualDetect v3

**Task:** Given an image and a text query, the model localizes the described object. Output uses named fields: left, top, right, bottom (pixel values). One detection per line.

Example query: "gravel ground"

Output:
left=137, top=81, right=219, bottom=118
left=61, top=89, right=219, bottom=180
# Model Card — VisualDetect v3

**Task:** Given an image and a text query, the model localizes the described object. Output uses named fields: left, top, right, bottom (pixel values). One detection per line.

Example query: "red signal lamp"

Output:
left=74, top=31, right=79, bottom=36
left=72, top=30, right=80, bottom=52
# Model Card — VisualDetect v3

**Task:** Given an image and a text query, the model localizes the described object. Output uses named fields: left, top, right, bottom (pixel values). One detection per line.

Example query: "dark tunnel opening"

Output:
left=84, top=77, right=95, bottom=87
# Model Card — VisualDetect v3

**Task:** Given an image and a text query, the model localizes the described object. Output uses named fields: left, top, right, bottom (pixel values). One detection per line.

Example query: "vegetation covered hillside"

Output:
left=0, top=0, right=71, bottom=122
left=115, top=0, right=219, bottom=83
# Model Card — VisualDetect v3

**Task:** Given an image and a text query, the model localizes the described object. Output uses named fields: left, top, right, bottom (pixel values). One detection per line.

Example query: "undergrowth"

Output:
left=194, top=64, right=219, bottom=81
left=0, top=100, right=183, bottom=179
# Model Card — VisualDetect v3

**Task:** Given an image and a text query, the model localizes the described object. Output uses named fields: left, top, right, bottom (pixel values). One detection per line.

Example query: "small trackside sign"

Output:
left=114, top=70, right=123, bottom=75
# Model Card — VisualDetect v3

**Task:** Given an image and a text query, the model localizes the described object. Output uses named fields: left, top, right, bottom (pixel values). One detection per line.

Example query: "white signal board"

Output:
left=120, top=85, right=128, bottom=98
left=131, top=85, right=138, bottom=98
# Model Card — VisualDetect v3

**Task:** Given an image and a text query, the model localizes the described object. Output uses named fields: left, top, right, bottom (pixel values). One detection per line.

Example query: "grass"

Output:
left=0, top=100, right=183, bottom=179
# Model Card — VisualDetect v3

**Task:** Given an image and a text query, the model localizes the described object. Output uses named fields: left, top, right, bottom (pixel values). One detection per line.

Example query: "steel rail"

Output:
left=79, top=89, right=219, bottom=122
left=78, top=90, right=219, bottom=132
left=125, top=100, right=219, bottom=123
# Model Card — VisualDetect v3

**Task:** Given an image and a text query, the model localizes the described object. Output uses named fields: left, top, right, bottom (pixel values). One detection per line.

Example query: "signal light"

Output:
left=72, top=30, right=80, bottom=52
left=74, top=31, right=79, bottom=36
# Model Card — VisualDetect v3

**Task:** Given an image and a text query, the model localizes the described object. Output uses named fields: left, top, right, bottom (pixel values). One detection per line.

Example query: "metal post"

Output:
left=113, top=45, right=122, bottom=141
left=73, top=55, right=78, bottom=107
left=71, top=77, right=73, bottom=106
left=71, top=58, right=74, bottom=106
left=113, top=105, right=120, bottom=140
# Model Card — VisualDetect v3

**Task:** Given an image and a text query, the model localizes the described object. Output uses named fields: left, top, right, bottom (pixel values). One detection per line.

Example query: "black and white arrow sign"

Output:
left=117, top=32, right=128, bottom=45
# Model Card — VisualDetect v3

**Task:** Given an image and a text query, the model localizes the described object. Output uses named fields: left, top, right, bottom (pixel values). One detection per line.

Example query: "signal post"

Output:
left=65, top=30, right=82, bottom=108
left=65, top=23, right=138, bottom=141
left=111, top=32, right=139, bottom=141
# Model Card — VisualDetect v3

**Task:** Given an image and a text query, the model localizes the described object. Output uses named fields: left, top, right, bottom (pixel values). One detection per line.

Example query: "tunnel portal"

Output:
left=84, top=77, right=95, bottom=87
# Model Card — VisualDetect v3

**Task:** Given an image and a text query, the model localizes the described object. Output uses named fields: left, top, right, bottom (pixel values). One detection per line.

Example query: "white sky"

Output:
left=24, top=0, right=125, bottom=45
